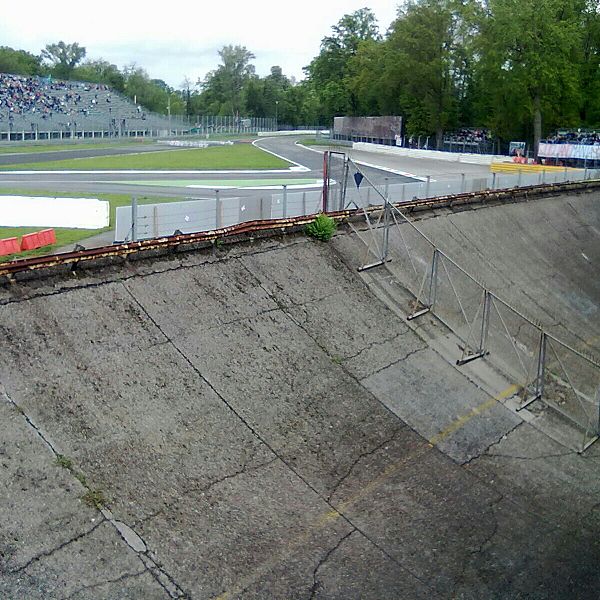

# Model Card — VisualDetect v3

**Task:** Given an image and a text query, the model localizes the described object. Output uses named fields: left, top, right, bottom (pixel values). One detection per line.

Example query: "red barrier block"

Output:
left=38, top=229, right=56, bottom=246
left=0, top=237, right=20, bottom=256
left=20, top=229, right=56, bottom=251
left=20, top=232, right=41, bottom=251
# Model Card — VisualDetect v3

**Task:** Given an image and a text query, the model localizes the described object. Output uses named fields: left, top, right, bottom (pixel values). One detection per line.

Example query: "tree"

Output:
left=379, top=0, right=481, bottom=147
left=305, top=8, right=381, bottom=121
left=0, top=46, right=42, bottom=76
left=73, top=59, right=125, bottom=91
left=199, top=45, right=255, bottom=115
left=41, top=41, right=86, bottom=79
left=478, top=0, right=584, bottom=157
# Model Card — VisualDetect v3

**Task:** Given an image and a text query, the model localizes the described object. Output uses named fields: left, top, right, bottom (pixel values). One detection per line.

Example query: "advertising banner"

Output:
left=538, top=143, right=600, bottom=160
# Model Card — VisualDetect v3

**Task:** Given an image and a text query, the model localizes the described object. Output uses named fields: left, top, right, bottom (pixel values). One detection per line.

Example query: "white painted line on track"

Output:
left=0, top=169, right=307, bottom=175
left=351, top=159, right=429, bottom=181
left=252, top=138, right=311, bottom=172
left=294, top=141, right=426, bottom=180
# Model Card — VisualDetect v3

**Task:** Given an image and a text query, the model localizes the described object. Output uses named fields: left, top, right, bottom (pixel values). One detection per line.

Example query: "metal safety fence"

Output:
left=342, top=158, right=600, bottom=452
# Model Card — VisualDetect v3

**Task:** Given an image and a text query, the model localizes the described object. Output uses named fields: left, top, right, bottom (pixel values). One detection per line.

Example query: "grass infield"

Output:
left=0, top=144, right=290, bottom=171
left=0, top=141, right=152, bottom=154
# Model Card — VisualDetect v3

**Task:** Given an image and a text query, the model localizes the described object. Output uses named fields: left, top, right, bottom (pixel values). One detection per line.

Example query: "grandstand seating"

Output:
left=543, top=130, right=600, bottom=145
left=0, top=73, right=180, bottom=139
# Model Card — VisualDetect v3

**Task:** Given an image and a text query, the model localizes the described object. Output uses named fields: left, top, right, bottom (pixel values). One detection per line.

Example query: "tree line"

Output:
left=2, top=0, right=599, bottom=150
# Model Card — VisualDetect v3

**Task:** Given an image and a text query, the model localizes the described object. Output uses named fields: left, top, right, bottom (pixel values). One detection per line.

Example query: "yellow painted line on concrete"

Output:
left=214, top=385, right=518, bottom=599
left=428, top=384, right=519, bottom=446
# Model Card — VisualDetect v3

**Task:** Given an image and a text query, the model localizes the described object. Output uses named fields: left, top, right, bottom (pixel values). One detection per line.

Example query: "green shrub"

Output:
left=305, top=214, right=337, bottom=241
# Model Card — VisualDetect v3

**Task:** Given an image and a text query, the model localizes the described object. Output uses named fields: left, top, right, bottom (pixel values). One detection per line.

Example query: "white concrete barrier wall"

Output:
left=352, top=142, right=508, bottom=165
left=0, top=196, right=109, bottom=229
left=257, top=131, right=319, bottom=137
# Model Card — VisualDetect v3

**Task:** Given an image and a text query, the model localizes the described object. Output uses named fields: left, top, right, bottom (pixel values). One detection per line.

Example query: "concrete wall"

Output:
left=353, top=141, right=508, bottom=165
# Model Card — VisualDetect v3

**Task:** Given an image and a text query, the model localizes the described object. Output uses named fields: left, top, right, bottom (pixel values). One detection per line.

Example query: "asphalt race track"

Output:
left=0, top=136, right=417, bottom=198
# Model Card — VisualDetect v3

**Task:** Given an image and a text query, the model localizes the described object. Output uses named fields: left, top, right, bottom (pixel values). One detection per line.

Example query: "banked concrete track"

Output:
left=0, top=188, right=599, bottom=599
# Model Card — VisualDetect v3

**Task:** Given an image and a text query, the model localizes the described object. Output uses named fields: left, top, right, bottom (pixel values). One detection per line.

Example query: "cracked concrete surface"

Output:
left=0, top=195, right=599, bottom=598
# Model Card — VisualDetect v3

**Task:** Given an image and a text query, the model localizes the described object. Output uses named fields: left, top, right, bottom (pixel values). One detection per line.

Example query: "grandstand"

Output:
left=0, top=73, right=182, bottom=140
left=539, top=129, right=600, bottom=167
left=441, top=128, right=494, bottom=154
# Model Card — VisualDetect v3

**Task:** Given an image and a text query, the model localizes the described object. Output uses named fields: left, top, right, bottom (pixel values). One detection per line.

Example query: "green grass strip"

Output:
left=0, top=145, right=290, bottom=171
left=0, top=141, right=152, bottom=154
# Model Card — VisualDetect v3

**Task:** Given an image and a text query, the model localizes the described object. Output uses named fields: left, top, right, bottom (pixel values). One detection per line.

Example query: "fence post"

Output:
left=381, top=200, right=391, bottom=263
left=215, top=189, right=222, bottom=229
left=518, top=331, right=547, bottom=410
left=461, top=173, right=466, bottom=194
left=384, top=177, right=389, bottom=200
left=130, top=196, right=138, bottom=242
left=518, top=169, right=523, bottom=188
left=302, top=191, right=306, bottom=216
left=492, top=172, right=497, bottom=190
left=564, top=166, right=568, bottom=183
left=428, top=248, right=439, bottom=309
left=425, top=175, right=431, bottom=198
left=282, top=185, right=288, bottom=217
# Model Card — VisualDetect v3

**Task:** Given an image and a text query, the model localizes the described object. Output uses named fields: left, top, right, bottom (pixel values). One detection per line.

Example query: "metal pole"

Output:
left=428, top=249, right=439, bottom=309
left=461, top=173, right=465, bottom=194
left=492, top=172, right=497, bottom=190
left=131, top=196, right=138, bottom=242
left=282, top=185, right=288, bottom=218
left=384, top=177, right=389, bottom=200
left=479, top=290, right=491, bottom=354
left=302, top=192, right=306, bottom=216
left=518, top=169, right=522, bottom=188
left=382, top=200, right=391, bottom=263
left=215, top=190, right=222, bottom=229
left=425, top=175, right=431, bottom=198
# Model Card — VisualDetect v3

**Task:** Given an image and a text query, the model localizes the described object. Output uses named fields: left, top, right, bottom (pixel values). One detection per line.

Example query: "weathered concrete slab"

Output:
left=0, top=399, right=168, bottom=599
left=0, top=222, right=599, bottom=598
left=362, top=347, right=522, bottom=463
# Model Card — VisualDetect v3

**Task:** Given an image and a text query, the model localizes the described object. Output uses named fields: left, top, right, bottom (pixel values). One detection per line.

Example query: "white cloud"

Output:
left=2, top=1, right=399, bottom=87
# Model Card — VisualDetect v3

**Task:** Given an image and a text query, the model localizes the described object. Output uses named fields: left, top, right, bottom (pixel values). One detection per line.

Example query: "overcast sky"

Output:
left=1, top=1, right=399, bottom=88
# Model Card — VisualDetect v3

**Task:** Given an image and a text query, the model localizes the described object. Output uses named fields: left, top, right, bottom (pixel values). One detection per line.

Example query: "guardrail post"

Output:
left=215, top=189, right=222, bottom=229
left=130, top=196, right=138, bottom=242
left=518, top=331, right=546, bottom=410
left=381, top=200, right=391, bottom=262
left=456, top=289, right=491, bottom=365
left=282, top=185, right=288, bottom=217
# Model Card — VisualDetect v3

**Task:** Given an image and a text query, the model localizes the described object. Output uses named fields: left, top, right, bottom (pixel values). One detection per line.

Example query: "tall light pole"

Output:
left=275, top=100, right=279, bottom=131
left=167, top=96, right=172, bottom=136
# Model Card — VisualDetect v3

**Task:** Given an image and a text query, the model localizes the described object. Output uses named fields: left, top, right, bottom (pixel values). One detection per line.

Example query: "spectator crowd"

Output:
left=444, top=128, right=492, bottom=144
left=0, top=74, right=110, bottom=124
left=543, top=130, right=600, bottom=145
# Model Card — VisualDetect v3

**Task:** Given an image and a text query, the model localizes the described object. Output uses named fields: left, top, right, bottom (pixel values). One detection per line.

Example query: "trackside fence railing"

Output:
left=341, top=157, right=600, bottom=452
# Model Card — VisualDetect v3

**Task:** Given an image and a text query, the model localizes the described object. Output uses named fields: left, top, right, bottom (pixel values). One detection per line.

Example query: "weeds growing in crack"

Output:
left=55, top=454, right=73, bottom=470
left=82, top=488, right=107, bottom=509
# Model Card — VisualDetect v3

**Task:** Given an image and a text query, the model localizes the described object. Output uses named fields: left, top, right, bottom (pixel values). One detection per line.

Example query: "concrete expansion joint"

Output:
left=307, top=528, right=357, bottom=600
